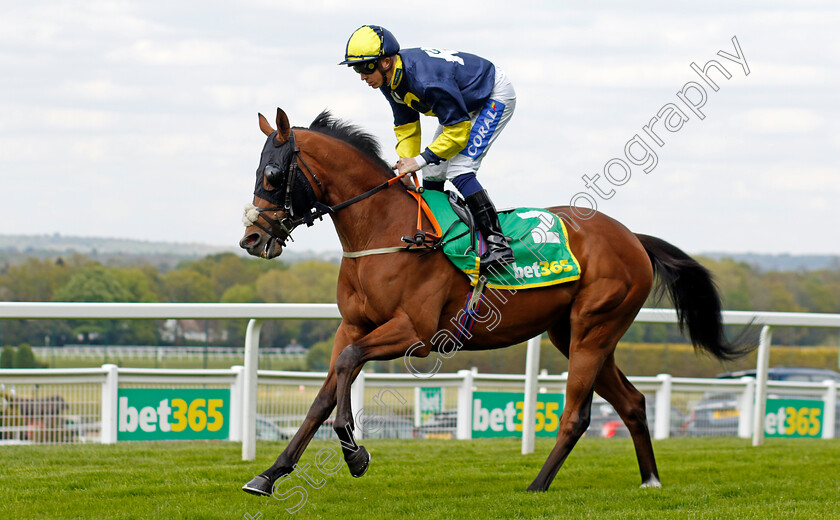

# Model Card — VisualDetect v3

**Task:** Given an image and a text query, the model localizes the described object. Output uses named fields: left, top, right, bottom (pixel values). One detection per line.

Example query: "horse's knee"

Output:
left=333, top=416, right=355, bottom=438
left=620, top=395, right=650, bottom=434
left=334, top=344, right=361, bottom=374
left=559, top=412, right=590, bottom=439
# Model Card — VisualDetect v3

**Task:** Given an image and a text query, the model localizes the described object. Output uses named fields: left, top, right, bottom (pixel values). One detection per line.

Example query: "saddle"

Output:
left=419, top=190, right=582, bottom=290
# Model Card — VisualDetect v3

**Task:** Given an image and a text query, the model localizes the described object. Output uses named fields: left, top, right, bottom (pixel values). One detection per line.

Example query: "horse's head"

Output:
left=240, top=108, right=322, bottom=259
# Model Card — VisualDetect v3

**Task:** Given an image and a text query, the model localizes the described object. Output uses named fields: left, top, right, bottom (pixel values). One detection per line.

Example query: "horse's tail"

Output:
left=635, top=234, right=757, bottom=361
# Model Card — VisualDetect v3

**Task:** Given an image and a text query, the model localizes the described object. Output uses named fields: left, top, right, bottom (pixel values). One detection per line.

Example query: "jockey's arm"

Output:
left=419, top=120, right=471, bottom=165
left=415, top=86, right=472, bottom=168
left=387, top=86, right=472, bottom=175
left=394, top=120, right=421, bottom=158
left=393, top=119, right=471, bottom=176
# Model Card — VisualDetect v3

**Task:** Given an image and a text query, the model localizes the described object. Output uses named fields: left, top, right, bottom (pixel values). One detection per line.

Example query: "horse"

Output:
left=238, top=107, right=755, bottom=495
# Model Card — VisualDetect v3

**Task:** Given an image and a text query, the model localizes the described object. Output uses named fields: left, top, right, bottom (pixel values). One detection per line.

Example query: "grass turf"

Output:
left=1, top=437, right=838, bottom=519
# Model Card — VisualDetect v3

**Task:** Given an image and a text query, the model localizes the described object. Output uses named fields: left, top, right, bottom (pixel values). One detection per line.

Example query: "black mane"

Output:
left=308, top=111, right=392, bottom=171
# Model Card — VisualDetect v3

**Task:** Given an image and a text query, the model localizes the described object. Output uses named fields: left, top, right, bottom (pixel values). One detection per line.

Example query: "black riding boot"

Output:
left=465, top=189, right=515, bottom=270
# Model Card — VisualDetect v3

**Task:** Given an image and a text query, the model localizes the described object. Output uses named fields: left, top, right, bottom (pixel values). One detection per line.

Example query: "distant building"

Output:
left=282, top=339, right=307, bottom=355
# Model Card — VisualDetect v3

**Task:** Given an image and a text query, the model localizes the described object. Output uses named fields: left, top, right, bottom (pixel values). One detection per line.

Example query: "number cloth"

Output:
left=422, top=190, right=581, bottom=289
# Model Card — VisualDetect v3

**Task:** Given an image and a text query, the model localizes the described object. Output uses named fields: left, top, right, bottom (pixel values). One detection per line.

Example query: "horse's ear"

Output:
left=258, top=113, right=275, bottom=137
left=275, top=108, right=292, bottom=144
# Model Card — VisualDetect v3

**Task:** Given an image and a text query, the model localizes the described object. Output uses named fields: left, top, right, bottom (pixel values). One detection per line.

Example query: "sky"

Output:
left=1, top=1, right=838, bottom=255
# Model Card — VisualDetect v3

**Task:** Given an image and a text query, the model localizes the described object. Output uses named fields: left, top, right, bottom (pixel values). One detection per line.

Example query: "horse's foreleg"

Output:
left=243, top=323, right=362, bottom=496
left=332, top=345, right=369, bottom=477
left=242, top=370, right=339, bottom=496
left=333, top=315, right=421, bottom=477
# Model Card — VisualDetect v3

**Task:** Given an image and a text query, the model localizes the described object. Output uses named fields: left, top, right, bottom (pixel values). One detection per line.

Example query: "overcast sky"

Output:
left=1, top=1, right=837, bottom=255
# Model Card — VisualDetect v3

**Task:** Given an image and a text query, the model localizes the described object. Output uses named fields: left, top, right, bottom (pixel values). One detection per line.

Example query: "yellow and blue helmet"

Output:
left=339, top=25, right=400, bottom=73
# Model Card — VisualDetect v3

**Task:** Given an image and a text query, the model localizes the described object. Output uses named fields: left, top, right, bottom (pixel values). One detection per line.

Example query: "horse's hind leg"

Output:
left=594, top=355, right=661, bottom=487
left=527, top=334, right=605, bottom=491
left=529, top=282, right=642, bottom=492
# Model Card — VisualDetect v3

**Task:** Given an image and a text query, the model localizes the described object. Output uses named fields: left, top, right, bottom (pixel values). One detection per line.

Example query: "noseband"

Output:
left=246, top=128, right=413, bottom=251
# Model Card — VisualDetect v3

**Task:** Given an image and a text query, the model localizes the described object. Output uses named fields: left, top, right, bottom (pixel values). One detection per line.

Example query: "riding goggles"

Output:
left=351, top=60, right=378, bottom=74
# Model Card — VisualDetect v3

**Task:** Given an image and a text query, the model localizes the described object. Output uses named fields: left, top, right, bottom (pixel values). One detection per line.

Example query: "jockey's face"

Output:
left=359, top=57, right=392, bottom=89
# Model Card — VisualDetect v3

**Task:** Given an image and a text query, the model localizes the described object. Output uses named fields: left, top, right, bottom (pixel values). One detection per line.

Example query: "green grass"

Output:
left=1, top=438, right=838, bottom=519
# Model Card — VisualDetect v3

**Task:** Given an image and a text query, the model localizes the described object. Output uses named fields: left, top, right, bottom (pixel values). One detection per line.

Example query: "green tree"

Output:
left=53, top=266, right=132, bottom=303
left=221, top=284, right=256, bottom=303
left=161, top=270, right=214, bottom=302
left=702, top=257, right=754, bottom=310
left=210, top=254, right=263, bottom=298
left=254, top=261, right=340, bottom=349
left=14, top=343, right=40, bottom=368
left=219, top=284, right=258, bottom=346
left=306, top=338, right=333, bottom=371
left=255, top=261, right=338, bottom=303
left=53, top=267, right=134, bottom=344
left=1, top=345, right=14, bottom=368
left=0, top=257, right=75, bottom=301
left=114, top=267, right=162, bottom=303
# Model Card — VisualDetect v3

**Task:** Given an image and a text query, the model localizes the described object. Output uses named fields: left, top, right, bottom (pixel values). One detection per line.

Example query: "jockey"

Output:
left=339, top=24, right=516, bottom=270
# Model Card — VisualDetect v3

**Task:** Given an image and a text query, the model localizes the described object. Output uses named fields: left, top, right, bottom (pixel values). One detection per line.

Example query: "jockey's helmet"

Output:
left=339, top=25, right=400, bottom=74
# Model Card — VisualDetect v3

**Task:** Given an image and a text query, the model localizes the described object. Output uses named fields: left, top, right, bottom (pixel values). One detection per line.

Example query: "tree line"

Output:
left=1, top=253, right=838, bottom=364
left=0, top=253, right=339, bottom=352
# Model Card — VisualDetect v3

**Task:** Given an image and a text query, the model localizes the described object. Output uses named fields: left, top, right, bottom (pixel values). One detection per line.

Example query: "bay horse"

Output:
left=239, top=107, right=754, bottom=495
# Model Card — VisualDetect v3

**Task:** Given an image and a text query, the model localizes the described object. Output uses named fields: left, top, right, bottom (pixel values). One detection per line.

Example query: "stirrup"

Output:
left=480, top=247, right=515, bottom=273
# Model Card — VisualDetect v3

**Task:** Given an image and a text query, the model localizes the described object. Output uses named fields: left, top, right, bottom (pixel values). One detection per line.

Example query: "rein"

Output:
left=247, top=129, right=441, bottom=256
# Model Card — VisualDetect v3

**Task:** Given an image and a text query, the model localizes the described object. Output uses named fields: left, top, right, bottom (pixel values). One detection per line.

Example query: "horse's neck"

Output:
left=311, top=148, right=415, bottom=252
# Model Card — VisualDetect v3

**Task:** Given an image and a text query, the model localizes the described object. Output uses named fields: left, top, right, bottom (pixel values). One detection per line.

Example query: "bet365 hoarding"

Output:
left=118, top=388, right=230, bottom=441
left=472, top=391, right=565, bottom=438
left=764, top=398, right=824, bottom=438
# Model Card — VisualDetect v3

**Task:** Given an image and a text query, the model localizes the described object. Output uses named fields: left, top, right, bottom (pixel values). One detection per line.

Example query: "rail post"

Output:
left=737, top=376, right=755, bottom=438
left=822, top=379, right=837, bottom=439
left=521, top=334, right=542, bottom=454
left=752, top=325, right=773, bottom=447
left=242, top=319, right=263, bottom=461
left=100, top=363, right=119, bottom=444
left=230, top=365, right=244, bottom=442
left=654, top=373, right=672, bottom=439
left=456, top=369, right=474, bottom=440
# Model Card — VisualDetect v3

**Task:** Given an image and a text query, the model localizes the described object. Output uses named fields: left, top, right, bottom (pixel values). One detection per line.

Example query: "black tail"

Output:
left=635, top=234, right=757, bottom=361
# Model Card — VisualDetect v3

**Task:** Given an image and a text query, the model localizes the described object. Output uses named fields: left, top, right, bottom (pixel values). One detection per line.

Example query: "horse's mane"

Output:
left=307, top=111, right=392, bottom=172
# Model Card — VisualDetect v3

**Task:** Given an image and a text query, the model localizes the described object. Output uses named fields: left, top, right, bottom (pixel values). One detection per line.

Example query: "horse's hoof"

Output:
left=640, top=477, right=662, bottom=489
left=346, top=445, right=371, bottom=478
left=242, top=475, right=272, bottom=496
left=526, top=483, right=548, bottom=492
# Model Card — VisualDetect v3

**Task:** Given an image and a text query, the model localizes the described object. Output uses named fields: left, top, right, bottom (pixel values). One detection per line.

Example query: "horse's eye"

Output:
left=264, top=164, right=285, bottom=190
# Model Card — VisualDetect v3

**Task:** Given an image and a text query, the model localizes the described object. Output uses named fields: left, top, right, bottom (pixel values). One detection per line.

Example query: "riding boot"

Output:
left=464, top=189, right=515, bottom=270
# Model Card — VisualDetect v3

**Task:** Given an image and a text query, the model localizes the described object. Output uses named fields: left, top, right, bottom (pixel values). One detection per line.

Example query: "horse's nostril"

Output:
left=240, top=234, right=259, bottom=249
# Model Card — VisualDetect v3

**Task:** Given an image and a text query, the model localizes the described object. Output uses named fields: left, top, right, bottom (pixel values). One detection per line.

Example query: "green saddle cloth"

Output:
left=422, top=190, right=581, bottom=289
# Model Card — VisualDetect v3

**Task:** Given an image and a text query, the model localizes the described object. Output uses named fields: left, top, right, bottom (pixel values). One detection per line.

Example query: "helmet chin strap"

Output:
left=377, top=57, right=394, bottom=81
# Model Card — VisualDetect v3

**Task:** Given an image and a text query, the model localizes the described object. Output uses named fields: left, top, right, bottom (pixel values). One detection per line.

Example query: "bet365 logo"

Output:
left=117, top=388, right=229, bottom=440
left=472, top=391, right=564, bottom=438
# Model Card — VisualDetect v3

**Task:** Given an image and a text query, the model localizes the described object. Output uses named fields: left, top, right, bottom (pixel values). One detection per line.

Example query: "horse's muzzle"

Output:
left=239, top=231, right=283, bottom=259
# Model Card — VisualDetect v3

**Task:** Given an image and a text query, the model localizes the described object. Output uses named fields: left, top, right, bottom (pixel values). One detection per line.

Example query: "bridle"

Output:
left=247, top=128, right=414, bottom=252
